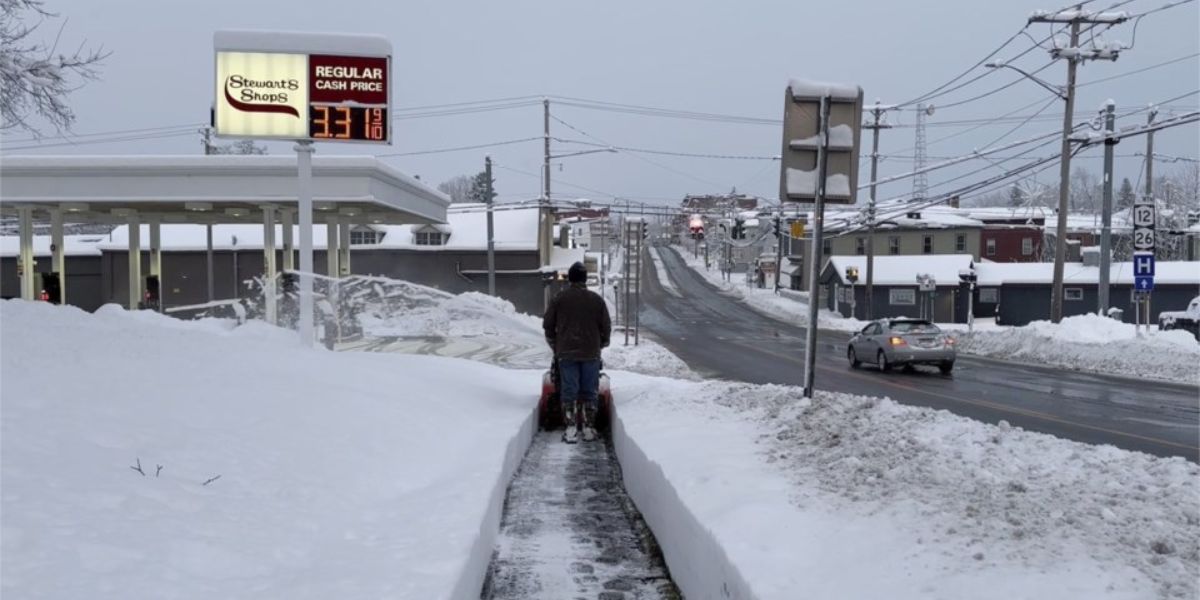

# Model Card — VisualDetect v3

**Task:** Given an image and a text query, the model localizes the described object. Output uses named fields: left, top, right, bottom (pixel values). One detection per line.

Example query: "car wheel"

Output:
left=939, top=361, right=954, bottom=375
left=877, top=350, right=891, bottom=373
left=848, top=347, right=861, bottom=368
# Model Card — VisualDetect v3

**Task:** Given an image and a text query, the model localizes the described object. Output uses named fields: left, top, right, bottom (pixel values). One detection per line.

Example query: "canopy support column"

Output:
left=17, top=207, right=35, bottom=301
left=262, top=205, right=278, bottom=325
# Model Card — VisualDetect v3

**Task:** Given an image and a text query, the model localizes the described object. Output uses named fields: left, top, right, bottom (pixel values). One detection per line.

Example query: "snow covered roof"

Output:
left=214, top=30, right=391, bottom=56
left=975, top=261, right=1200, bottom=286
left=0, top=155, right=447, bottom=226
left=824, top=254, right=975, bottom=286
left=882, top=207, right=982, bottom=229
left=92, top=205, right=539, bottom=252
left=0, top=234, right=105, bottom=258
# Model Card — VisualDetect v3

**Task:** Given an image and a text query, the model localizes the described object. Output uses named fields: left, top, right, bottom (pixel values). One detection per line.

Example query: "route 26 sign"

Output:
left=1132, top=198, right=1156, bottom=252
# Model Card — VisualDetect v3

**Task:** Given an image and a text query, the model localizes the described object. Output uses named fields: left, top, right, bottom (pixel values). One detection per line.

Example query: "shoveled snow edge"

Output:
left=452, top=406, right=539, bottom=600
left=611, top=408, right=757, bottom=599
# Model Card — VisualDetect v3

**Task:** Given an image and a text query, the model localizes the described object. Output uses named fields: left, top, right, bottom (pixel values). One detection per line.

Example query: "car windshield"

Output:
left=890, top=321, right=940, bottom=334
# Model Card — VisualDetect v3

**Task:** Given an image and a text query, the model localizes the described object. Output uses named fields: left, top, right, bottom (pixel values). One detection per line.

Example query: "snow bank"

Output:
left=961, top=313, right=1200, bottom=384
left=611, top=375, right=1200, bottom=599
left=0, top=300, right=538, bottom=599
left=253, top=272, right=694, bottom=379
left=648, top=246, right=681, bottom=298
left=672, top=245, right=865, bottom=332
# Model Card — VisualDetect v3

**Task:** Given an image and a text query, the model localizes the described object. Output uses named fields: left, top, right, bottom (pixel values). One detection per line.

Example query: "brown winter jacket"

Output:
left=543, top=283, right=612, bottom=361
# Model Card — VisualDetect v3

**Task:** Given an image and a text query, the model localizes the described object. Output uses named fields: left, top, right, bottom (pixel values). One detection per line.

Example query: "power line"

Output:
left=375, top=137, right=541, bottom=158
left=1, top=129, right=198, bottom=151
left=893, top=26, right=1030, bottom=109
left=549, top=113, right=730, bottom=189
left=554, top=137, right=777, bottom=160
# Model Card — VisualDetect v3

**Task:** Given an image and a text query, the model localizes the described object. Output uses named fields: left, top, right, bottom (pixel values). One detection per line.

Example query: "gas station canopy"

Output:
left=0, top=155, right=449, bottom=224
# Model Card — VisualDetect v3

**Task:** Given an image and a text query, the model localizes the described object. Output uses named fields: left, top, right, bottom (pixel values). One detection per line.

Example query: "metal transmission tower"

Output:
left=1023, top=5, right=1128, bottom=323
left=911, top=104, right=934, bottom=201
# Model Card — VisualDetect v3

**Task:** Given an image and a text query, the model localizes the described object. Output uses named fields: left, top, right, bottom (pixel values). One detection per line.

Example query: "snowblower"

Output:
left=538, top=359, right=613, bottom=435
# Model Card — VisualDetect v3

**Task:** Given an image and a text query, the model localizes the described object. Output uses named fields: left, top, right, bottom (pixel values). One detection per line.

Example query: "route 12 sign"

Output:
left=1132, top=197, right=1156, bottom=252
left=214, top=30, right=391, bottom=144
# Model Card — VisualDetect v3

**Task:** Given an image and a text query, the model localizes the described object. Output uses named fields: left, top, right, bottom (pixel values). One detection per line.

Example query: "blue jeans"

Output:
left=558, top=358, right=600, bottom=410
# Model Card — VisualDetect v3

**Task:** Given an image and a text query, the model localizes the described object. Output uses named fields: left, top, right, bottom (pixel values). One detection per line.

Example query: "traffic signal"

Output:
left=733, top=219, right=745, bottom=240
left=845, top=266, right=859, bottom=284
left=779, top=80, right=864, bottom=204
left=39, top=272, right=62, bottom=304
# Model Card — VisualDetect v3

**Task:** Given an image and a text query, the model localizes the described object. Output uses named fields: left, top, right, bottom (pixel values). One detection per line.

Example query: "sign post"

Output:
left=1132, top=195, right=1156, bottom=333
left=780, top=79, right=863, bottom=399
left=213, top=31, right=392, bottom=346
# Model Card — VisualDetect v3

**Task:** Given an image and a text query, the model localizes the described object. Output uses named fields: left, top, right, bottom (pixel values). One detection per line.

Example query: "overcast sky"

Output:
left=3, top=0, right=1197, bottom=208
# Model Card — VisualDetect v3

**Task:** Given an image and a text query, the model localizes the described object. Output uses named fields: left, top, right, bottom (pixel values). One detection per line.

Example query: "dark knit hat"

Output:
left=568, top=261, right=588, bottom=283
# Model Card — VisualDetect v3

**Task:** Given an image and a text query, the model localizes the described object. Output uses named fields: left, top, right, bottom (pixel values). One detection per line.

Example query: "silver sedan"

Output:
left=847, top=319, right=957, bottom=374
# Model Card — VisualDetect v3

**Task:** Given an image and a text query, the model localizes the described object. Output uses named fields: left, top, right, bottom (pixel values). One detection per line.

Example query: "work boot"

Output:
left=562, top=404, right=578, bottom=444
left=581, top=405, right=598, bottom=442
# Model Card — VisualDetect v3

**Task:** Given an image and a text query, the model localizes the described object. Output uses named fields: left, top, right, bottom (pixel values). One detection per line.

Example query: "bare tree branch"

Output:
left=202, top=474, right=221, bottom=486
left=129, top=457, right=145, bottom=476
left=0, top=0, right=109, bottom=135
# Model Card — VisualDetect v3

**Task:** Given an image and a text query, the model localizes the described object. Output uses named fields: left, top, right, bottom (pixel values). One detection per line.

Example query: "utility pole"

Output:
left=485, top=155, right=496, bottom=296
left=541, top=99, right=553, bottom=310
left=1098, top=100, right=1117, bottom=315
left=1048, top=17, right=1080, bottom=324
left=1031, top=6, right=1128, bottom=323
left=863, top=103, right=891, bottom=321
left=774, top=212, right=783, bottom=292
left=201, top=127, right=216, bottom=302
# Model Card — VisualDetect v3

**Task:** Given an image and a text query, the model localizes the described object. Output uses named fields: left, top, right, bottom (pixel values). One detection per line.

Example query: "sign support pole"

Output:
left=295, top=140, right=315, bottom=347
left=802, top=95, right=831, bottom=399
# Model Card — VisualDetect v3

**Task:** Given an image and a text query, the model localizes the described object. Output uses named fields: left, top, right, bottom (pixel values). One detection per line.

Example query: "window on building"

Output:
left=979, top=287, right=998, bottom=303
left=955, top=234, right=966, bottom=253
left=889, top=288, right=916, bottom=305
left=823, top=238, right=832, bottom=256
left=923, top=235, right=933, bottom=254
left=415, top=231, right=446, bottom=246
left=888, top=236, right=900, bottom=255
left=349, top=229, right=383, bottom=245
left=1021, top=237, right=1034, bottom=256
left=986, top=238, right=997, bottom=256
left=1065, top=287, right=1083, bottom=301
left=855, top=237, right=865, bottom=255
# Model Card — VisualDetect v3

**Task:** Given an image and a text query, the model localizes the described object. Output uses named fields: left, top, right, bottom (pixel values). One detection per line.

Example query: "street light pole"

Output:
left=1026, top=6, right=1128, bottom=322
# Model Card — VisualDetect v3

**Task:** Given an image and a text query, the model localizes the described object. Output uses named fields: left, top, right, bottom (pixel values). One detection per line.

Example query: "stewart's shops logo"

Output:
left=224, top=74, right=301, bottom=117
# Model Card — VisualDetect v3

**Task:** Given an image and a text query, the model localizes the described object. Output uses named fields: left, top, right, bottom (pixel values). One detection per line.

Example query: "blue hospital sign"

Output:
left=1133, top=253, right=1155, bottom=277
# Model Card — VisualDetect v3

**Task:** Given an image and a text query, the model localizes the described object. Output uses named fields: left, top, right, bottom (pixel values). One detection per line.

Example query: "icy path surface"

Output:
left=481, top=432, right=679, bottom=600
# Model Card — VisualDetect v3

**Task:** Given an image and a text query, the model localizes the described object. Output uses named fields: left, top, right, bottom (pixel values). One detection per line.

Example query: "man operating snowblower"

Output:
left=543, top=261, right=612, bottom=443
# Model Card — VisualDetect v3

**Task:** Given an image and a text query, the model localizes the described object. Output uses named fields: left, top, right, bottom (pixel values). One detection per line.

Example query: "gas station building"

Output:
left=0, top=155, right=450, bottom=321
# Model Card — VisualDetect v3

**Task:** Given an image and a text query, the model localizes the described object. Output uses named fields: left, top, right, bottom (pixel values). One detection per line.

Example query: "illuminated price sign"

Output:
left=214, top=34, right=391, bottom=144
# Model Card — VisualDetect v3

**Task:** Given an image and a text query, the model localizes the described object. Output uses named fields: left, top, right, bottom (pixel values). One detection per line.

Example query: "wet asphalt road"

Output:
left=640, top=245, right=1200, bottom=462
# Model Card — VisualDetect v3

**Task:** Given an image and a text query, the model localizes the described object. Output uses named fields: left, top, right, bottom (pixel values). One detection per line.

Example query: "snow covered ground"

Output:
left=960, top=314, right=1200, bottom=385
left=0, top=300, right=538, bottom=599
left=612, top=375, right=1200, bottom=600
left=671, top=246, right=1200, bottom=384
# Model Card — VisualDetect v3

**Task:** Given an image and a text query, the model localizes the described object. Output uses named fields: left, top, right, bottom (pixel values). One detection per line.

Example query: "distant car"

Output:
left=847, top=319, right=957, bottom=374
